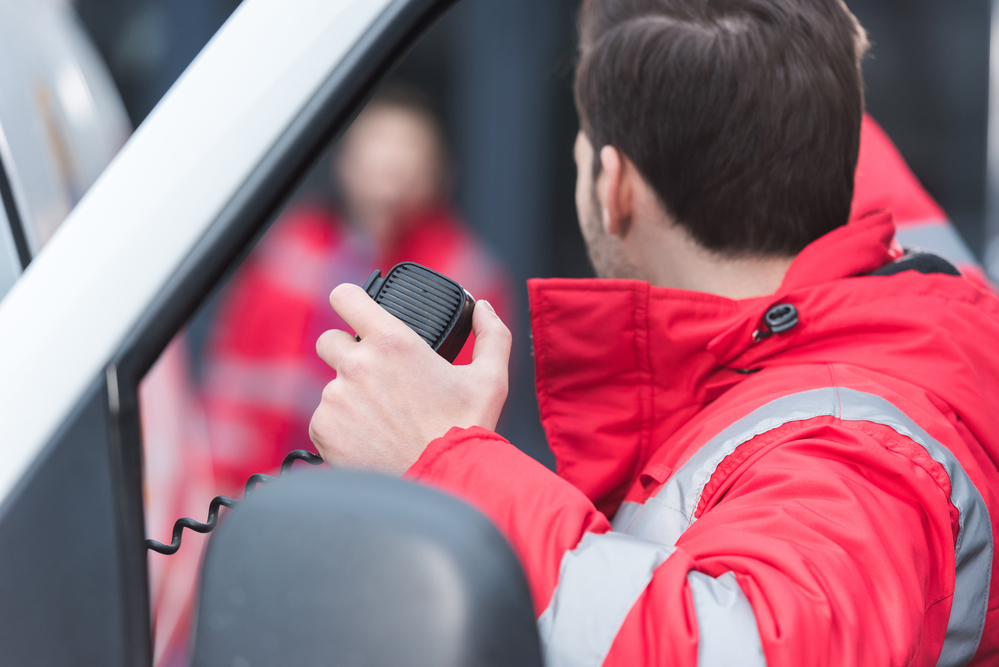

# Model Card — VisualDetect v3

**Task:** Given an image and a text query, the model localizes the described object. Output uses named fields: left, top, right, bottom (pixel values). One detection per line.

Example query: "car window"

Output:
left=133, top=4, right=479, bottom=660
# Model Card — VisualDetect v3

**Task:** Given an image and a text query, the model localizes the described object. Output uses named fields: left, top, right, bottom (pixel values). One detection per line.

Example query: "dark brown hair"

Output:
left=575, top=0, right=869, bottom=256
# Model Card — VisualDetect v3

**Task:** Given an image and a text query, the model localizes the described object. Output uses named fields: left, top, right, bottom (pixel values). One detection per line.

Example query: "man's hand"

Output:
left=308, top=283, right=511, bottom=475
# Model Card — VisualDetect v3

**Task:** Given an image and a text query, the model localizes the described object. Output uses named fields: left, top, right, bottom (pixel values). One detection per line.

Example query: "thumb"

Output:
left=470, top=300, right=512, bottom=374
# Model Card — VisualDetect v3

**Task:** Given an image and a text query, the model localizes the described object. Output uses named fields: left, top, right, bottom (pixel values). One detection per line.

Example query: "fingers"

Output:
left=329, top=283, right=407, bottom=340
left=470, top=300, right=512, bottom=373
left=316, top=328, right=360, bottom=371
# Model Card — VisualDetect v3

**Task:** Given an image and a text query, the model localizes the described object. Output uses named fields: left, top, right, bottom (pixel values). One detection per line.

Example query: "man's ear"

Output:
left=597, top=145, right=633, bottom=237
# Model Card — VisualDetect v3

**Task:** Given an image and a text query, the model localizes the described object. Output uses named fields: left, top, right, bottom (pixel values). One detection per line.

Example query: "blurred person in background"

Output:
left=201, top=85, right=512, bottom=493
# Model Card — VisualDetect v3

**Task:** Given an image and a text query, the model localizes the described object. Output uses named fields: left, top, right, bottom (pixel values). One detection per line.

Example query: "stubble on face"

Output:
left=574, top=132, right=643, bottom=281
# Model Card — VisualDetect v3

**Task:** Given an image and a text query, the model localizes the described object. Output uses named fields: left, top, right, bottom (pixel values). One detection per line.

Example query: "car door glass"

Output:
left=140, top=55, right=518, bottom=667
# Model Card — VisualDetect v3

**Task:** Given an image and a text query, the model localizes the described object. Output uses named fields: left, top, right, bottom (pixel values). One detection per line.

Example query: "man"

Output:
left=202, top=87, right=510, bottom=492
left=309, top=1, right=999, bottom=665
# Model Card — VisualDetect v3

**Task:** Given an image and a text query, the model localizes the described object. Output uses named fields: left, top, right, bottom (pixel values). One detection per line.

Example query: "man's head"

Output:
left=336, top=86, right=448, bottom=249
left=573, top=0, right=868, bottom=288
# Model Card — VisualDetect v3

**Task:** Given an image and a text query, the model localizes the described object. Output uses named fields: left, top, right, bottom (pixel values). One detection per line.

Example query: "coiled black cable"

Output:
left=146, top=450, right=324, bottom=555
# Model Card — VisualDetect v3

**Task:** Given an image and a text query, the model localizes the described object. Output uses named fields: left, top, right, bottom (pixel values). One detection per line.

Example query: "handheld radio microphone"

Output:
left=148, top=263, right=476, bottom=555
left=362, top=262, right=475, bottom=363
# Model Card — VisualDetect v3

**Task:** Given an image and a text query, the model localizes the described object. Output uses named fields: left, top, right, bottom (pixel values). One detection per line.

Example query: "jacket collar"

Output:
left=527, top=212, right=899, bottom=514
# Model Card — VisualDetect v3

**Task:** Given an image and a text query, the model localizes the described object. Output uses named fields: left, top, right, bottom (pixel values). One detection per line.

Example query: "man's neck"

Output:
left=631, top=218, right=794, bottom=300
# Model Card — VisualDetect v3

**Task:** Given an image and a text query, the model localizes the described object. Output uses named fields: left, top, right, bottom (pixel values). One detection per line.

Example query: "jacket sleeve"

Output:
left=405, top=423, right=957, bottom=667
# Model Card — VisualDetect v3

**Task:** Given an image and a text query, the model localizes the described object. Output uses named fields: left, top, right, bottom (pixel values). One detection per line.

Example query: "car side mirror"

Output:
left=190, top=469, right=542, bottom=667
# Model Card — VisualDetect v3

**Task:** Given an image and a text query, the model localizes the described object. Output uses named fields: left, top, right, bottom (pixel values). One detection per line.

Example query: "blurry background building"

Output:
left=70, top=0, right=996, bottom=462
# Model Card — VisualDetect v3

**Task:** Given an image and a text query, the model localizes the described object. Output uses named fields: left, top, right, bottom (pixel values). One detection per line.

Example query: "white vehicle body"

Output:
left=0, top=0, right=129, bottom=299
left=0, top=0, right=456, bottom=663
left=0, top=0, right=394, bottom=523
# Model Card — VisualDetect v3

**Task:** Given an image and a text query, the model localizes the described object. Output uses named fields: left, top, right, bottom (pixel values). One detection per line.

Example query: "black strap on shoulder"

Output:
left=870, top=249, right=961, bottom=277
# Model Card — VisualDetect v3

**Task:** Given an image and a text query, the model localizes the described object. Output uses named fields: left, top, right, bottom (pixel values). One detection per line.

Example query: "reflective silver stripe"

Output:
left=621, top=387, right=992, bottom=666
left=610, top=500, right=642, bottom=531
left=838, top=390, right=993, bottom=667
left=689, top=571, right=766, bottom=667
left=622, top=389, right=846, bottom=545
left=538, top=532, right=674, bottom=667
left=895, top=220, right=980, bottom=268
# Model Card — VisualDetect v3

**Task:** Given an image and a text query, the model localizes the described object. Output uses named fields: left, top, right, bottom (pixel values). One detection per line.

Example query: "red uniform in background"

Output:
left=202, top=204, right=511, bottom=492
left=400, top=116, right=999, bottom=665
left=853, top=114, right=989, bottom=288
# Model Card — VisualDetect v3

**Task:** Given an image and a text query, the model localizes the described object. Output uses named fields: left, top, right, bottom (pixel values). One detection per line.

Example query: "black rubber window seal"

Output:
left=0, top=147, right=31, bottom=269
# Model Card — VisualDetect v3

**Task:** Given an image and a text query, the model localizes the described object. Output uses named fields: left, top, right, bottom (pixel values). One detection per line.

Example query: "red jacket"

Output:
left=407, top=140, right=999, bottom=663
